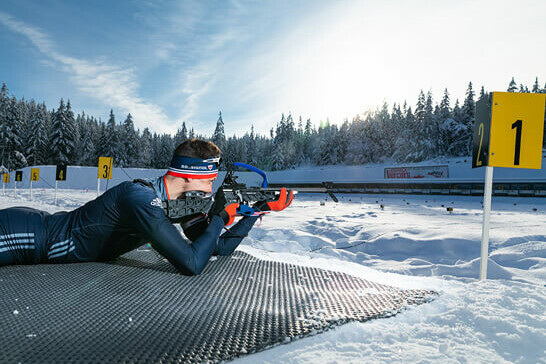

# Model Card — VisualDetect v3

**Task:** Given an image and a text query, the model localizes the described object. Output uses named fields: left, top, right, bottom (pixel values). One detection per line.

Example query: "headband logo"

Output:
left=167, top=155, right=219, bottom=178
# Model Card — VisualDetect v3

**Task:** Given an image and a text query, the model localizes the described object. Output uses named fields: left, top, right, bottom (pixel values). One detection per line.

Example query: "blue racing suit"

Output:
left=0, top=176, right=258, bottom=275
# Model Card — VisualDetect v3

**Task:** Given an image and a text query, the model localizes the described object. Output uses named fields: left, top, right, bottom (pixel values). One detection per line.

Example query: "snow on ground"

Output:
left=236, top=193, right=546, bottom=364
left=0, top=188, right=545, bottom=363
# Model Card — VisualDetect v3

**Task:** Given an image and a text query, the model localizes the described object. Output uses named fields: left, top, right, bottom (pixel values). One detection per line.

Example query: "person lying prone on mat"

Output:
left=0, top=139, right=293, bottom=275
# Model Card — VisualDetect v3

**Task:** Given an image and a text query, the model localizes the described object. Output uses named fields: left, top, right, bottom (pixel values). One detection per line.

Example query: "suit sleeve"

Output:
left=122, top=186, right=224, bottom=275
left=215, top=215, right=259, bottom=256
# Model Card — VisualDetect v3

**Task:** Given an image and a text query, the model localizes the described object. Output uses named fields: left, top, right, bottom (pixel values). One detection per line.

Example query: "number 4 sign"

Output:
left=472, top=91, right=545, bottom=281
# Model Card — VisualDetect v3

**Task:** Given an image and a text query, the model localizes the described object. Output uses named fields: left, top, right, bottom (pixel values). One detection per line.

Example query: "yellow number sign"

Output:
left=31, top=168, right=40, bottom=181
left=473, top=92, right=545, bottom=169
left=490, top=92, right=545, bottom=169
left=2, top=173, right=9, bottom=183
left=98, top=157, right=113, bottom=179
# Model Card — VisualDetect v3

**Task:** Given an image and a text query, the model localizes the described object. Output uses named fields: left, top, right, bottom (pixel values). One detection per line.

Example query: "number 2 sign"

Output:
left=473, top=92, right=545, bottom=169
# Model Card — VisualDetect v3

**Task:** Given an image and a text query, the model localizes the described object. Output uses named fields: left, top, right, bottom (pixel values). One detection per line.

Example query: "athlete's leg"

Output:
left=0, top=207, right=49, bottom=267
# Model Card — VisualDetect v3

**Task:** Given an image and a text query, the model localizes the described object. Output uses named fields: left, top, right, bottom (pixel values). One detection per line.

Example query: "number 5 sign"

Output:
left=473, top=92, right=545, bottom=169
left=31, top=168, right=40, bottom=181
left=472, top=91, right=545, bottom=281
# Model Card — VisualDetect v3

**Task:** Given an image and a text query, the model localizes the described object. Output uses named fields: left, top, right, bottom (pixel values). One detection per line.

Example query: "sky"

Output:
left=0, top=0, right=545, bottom=137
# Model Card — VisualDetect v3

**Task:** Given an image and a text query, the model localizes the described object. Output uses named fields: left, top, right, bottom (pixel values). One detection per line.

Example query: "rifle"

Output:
left=162, top=163, right=338, bottom=223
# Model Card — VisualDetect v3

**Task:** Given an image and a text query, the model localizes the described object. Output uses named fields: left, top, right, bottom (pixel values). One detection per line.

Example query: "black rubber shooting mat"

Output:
left=0, top=249, right=437, bottom=364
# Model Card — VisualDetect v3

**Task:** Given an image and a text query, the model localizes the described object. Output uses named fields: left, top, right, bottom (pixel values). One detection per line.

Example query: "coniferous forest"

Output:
left=0, top=77, right=545, bottom=172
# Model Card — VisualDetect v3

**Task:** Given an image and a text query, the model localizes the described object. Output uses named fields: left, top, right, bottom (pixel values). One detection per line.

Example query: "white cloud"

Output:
left=0, top=11, right=174, bottom=133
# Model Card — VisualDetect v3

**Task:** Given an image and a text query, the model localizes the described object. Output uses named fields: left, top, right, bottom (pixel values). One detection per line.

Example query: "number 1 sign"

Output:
left=472, top=91, right=545, bottom=280
left=473, top=92, right=545, bottom=169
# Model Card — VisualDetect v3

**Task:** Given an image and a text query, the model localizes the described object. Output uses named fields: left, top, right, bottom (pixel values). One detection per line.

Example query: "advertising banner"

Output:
left=384, top=165, right=449, bottom=179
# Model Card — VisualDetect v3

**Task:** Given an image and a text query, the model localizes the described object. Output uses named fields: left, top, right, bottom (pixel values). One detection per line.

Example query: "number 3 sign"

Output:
left=98, top=157, right=113, bottom=179
left=473, top=92, right=545, bottom=169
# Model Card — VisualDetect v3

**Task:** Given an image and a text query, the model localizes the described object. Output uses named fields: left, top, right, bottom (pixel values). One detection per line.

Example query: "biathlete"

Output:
left=0, top=139, right=293, bottom=275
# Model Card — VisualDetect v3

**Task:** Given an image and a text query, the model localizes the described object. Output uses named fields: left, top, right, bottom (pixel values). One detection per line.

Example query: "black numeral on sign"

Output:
left=103, top=165, right=109, bottom=178
left=476, top=123, right=484, bottom=166
left=511, top=119, right=522, bottom=165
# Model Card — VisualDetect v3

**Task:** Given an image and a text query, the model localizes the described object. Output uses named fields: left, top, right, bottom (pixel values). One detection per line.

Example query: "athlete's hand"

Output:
left=209, top=187, right=239, bottom=225
left=254, top=187, right=294, bottom=212
left=219, top=203, right=239, bottom=226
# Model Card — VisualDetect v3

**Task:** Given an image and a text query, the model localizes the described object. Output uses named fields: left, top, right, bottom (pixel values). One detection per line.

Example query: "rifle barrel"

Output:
left=224, top=187, right=328, bottom=192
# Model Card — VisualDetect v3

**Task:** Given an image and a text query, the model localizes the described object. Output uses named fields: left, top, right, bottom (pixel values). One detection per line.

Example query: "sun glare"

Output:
left=277, top=3, right=397, bottom=124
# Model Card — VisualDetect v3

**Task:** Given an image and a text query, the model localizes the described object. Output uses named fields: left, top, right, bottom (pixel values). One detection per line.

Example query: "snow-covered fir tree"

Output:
left=78, top=121, right=96, bottom=166
left=175, top=122, right=188, bottom=146
left=0, top=83, right=10, bottom=168
left=212, top=112, right=226, bottom=159
left=446, top=99, right=468, bottom=156
left=479, top=86, right=486, bottom=100
left=246, top=125, right=258, bottom=166
left=159, top=134, right=174, bottom=168
left=24, top=100, right=49, bottom=166
left=139, top=127, right=153, bottom=168
left=1, top=96, right=22, bottom=168
left=49, top=99, right=77, bottom=166
left=119, top=113, right=138, bottom=167
left=507, top=77, right=518, bottom=92
left=12, top=98, right=28, bottom=167
left=104, top=109, right=119, bottom=164
left=437, top=89, right=453, bottom=156
left=461, top=82, right=476, bottom=155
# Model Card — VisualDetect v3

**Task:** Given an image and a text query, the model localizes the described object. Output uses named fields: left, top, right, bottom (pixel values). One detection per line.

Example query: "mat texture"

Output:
left=0, top=248, right=436, bottom=363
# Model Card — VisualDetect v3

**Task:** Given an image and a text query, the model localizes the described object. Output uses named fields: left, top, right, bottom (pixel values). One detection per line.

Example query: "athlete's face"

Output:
left=183, top=177, right=217, bottom=194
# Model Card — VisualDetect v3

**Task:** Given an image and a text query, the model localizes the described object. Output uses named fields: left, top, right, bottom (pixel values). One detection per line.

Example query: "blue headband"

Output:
left=167, top=155, right=220, bottom=179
